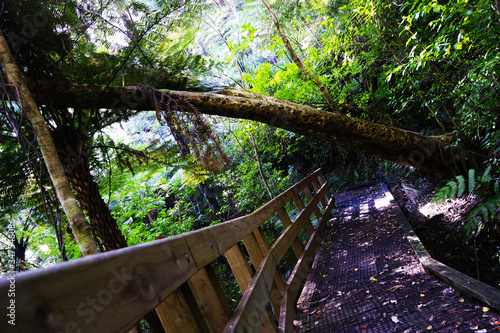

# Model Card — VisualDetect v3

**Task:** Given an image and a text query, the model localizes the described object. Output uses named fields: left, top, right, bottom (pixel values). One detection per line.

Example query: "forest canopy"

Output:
left=0, top=0, right=499, bottom=274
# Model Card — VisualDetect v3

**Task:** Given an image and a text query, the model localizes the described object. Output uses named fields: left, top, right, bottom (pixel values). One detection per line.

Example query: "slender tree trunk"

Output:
left=250, top=135, right=274, bottom=200
left=0, top=31, right=98, bottom=256
left=261, top=0, right=344, bottom=116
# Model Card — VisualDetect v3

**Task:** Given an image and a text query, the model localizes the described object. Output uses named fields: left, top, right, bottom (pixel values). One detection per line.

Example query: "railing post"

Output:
left=225, top=244, right=277, bottom=332
left=225, top=244, right=253, bottom=293
left=276, top=207, right=304, bottom=258
left=303, top=185, right=323, bottom=225
left=186, top=266, right=231, bottom=332
left=155, top=288, right=200, bottom=332
left=311, top=178, right=327, bottom=209
left=243, top=230, right=283, bottom=315
left=293, top=194, right=314, bottom=235
left=317, top=174, right=332, bottom=201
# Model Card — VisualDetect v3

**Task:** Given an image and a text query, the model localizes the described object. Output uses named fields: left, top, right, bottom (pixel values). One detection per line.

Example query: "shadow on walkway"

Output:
left=295, top=184, right=500, bottom=332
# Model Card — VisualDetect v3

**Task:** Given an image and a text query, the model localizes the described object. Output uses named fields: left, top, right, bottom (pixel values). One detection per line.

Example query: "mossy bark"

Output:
left=29, top=81, right=476, bottom=174
left=0, top=32, right=98, bottom=256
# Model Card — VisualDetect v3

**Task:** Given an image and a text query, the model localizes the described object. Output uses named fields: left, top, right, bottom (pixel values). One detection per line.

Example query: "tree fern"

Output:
left=434, top=168, right=500, bottom=240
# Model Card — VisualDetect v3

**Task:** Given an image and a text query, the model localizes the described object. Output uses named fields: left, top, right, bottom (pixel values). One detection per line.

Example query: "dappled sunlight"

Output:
left=360, top=203, right=370, bottom=214
left=374, top=195, right=392, bottom=209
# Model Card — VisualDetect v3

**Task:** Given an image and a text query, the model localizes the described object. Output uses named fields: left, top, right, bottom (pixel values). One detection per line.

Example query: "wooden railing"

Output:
left=0, top=168, right=334, bottom=333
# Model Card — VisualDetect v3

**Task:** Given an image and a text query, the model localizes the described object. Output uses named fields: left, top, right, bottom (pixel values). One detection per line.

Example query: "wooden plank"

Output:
left=224, top=245, right=277, bottom=332
left=303, top=184, right=323, bottom=224
left=225, top=186, right=330, bottom=333
left=186, top=266, right=230, bottom=332
left=383, top=183, right=500, bottom=313
left=278, top=197, right=335, bottom=333
left=224, top=255, right=280, bottom=333
left=229, top=168, right=323, bottom=242
left=0, top=236, right=198, bottom=333
left=276, top=207, right=304, bottom=258
left=243, top=232, right=265, bottom=268
left=253, top=227, right=285, bottom=292
left=185, top=223, right=239, bottom=269
left=156, top=288, right=200, bottom=333
left=244, top=230, right=283, bottom=315
left=253, top=227, right=271, bottom=259
left=225, top=244, right=254, bottom=293
left=311, top=178, right=327, bottom=209
left=293, top=194, right=314, bottom=235
left=317, top=174, right=332, bottom=201
left=0, top=168, right=326, bottom=333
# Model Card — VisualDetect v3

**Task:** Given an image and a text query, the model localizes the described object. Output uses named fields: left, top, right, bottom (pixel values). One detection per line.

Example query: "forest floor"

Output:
left=386, top=180, right=500, bottom=290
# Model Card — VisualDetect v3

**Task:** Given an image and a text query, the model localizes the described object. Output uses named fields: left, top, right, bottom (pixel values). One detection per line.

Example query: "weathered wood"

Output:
left=311, top=178, right=327, bottom=209
left=384, top=183, right=500, bottom=313
left=276, top=207, right=304, bottom=258
left=0, top=236, right=198, bottom=333
left=225, top=185, right=330, bottom=332
left=317, top=174, right=332, bottom=201
left=253, top=227, right=286, bottom=292
left=185, top=222, right=239, bottom=269
left=186, top=266, right=230, bottom=332
left=0, top=168, right=331, bottom=333
left=156, top=288, right=200, bottom=332
left=243, top=232, right=265, bottom=268
left=304, top=185, right=323, bottom=224
left=225, top=244, right=254, bottom=293
left=224, top=244, right=277, bottom=332
left=243, top=230, right=283, bottom=315
left=292, top=194, right=314, bottom=235
left=278, top=197, right=335, bottom=333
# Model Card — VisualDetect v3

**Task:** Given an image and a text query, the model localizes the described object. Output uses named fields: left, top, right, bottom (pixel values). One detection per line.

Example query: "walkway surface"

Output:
left=294, top=184, right=500, bottom=332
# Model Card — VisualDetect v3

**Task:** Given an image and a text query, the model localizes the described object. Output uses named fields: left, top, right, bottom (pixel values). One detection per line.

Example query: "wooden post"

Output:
left=225, top=244, right=277, bottom=332
left=252, top=228, right=285, bottom=292
left=243, top=230, right=283, bottom=315
left=225, top=244, right=254, bottom=293
left=311, top=178, right=327, bottom=210
left=276, top=207, right=304, bottom=258
left=317, top=174, right=332, bottom=201
left=156, top=289, right=200, bottom=332
left=186, top=266, right=231, bottom=332
left=303, top=185, right=322, bottom=226
left=293, top=194, right=314, bottom=235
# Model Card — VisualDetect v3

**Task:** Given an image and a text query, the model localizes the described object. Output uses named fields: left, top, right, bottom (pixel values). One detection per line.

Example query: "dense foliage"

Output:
left=1, top=0, right=499, bottom=315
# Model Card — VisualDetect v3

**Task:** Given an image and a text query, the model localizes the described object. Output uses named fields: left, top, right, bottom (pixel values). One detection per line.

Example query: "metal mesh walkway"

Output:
left=295, top=184, right=500, bottom=332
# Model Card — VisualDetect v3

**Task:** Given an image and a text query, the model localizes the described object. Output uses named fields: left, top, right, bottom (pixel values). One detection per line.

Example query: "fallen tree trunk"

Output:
left=29, top=81, right=478, bottom=174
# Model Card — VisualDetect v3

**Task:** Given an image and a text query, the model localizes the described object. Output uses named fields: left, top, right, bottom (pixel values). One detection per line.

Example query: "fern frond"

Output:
left=468, top=169, right=476, bottom=193
left=481, top=165, right=492, bottom=183
left=456, top=175, right=466, bottom=197
left=461, top=195, right=500, bottom=240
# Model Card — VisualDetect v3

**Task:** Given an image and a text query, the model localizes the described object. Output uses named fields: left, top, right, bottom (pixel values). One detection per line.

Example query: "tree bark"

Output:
left=52, top=137, right=128, bottom=251
left=28, top=82, right=477, bottom=174
left=0, top=31, right=99, bottom=256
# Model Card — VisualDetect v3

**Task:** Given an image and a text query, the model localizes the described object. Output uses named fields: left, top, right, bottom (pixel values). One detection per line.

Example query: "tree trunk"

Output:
left=0, top=31, right=99, bottom=256
left=28, top=82, right=477, bottom=174
left=52, top=137, right=128, bottom=251
left=261, top=0, right=344, bottom=116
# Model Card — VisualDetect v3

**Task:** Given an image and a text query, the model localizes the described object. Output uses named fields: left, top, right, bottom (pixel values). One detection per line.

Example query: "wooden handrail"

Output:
left=0, top=168, right=334, bottom=333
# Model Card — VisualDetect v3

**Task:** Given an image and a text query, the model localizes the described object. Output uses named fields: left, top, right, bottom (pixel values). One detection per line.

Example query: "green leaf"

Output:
left=481, top=165, right=492, bottom=183
left=468, top=169, right=476, bottom=193
left=456, top=175, right=466, bottom=196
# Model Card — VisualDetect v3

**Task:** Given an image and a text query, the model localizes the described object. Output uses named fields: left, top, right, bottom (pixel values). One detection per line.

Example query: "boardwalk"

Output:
left=295, top=184, right=500, bottom=332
